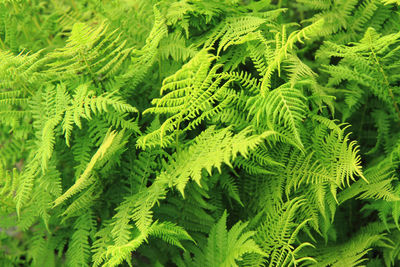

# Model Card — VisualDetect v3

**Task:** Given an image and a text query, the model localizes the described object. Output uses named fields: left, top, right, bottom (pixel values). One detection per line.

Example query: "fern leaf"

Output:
left=53, top=130, right=117, bottom=207
left=192, top=210, right=265, bottom=267
left=247, top=84, right=307, bottom=148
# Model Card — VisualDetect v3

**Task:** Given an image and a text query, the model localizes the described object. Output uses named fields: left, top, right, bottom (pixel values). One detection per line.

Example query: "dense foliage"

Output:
left=1, top=0, right=400, bottom=266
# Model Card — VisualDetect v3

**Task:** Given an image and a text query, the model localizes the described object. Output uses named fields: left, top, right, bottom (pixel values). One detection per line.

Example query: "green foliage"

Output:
left=184, top=210, right=265, bottom=267
left=1, top=0, right=400, bottom=266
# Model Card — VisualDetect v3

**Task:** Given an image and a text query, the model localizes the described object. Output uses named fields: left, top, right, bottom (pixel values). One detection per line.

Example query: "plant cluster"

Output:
left=1, top=0, right=400, bottom=266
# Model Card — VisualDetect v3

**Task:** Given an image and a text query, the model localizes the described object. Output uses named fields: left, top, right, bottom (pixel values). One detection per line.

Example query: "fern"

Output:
left=2, top=0, right=400, bottom=266
left=246, top=83, right=308, bottom=147
left=189, top=210, right=265, bottom=267
left=253, top=198, right=316, bottom=266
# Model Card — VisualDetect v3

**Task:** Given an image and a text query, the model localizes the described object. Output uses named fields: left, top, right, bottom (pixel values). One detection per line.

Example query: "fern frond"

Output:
left=132, top=178, right=169, bottom=233
left=191, top=210, right=265, bottom=267
left=61, top=183, right=102, bottom=220
left=339, top=162, right=399, bottom=203
left=149, top=220, right=193, bottom=250
left=215, top=16, right=266, bottom=54
left=138, top=50, right=234, bottom=148
left=246, top=83, right=307, bottom=148
left=53, top=129, right=118, bottom=207
left=66, top=212, right=95, bottom=267
left=45, top=22, right=133, bottom=80
left=15, top=161, right=39, bottom=216
left=309, top=223, right=391, bottom=266
left=119, top=6, right=168, bottom=88
left=254, top=198, right=315, bottom=267
left=110, top=195, right=137, bottom=246
left=133, top=126, right=273, bottom=235
left=171, top=126, right=276, bottom=195
left=284, top=54, right=317, bottom=87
